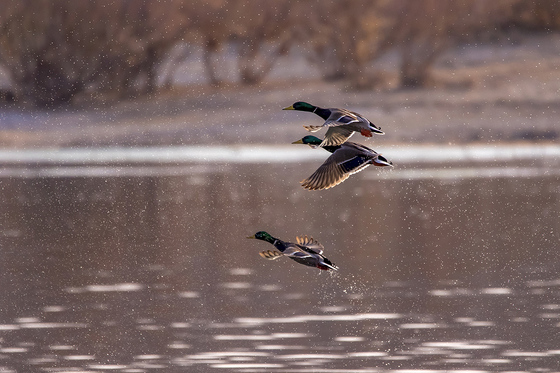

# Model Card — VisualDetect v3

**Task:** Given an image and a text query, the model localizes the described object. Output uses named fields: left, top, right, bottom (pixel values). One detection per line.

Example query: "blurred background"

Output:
left=0, top=0, right=559, bottom=146
left=0, top=1, right=559, bottom=372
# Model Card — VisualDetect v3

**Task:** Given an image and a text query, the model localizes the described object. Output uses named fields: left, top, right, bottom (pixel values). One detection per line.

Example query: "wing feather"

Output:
left=296, top=235, right=324, bottom=254
left=301, top=156, right=348, bottom=190
left=259, top=250, right=284, bottom=260
left=301, top=142, right=382, bottom=190
left=320, top=127, right=354, bottom=147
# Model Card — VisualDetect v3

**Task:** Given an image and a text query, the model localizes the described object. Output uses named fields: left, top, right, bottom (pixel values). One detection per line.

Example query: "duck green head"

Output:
left=283, top=101, right=316, bottom=112
left=292, top=135, right=322, bottom=146
left=247, top=231, right=276, bottom=243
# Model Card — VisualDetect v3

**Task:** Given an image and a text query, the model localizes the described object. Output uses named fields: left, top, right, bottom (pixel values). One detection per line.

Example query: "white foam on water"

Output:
left=0, top=347, right=27, bottom=353
left=501, top=350, right=551, bottom=357
left=273, top=333, right=312, bottom=339
left=87, top=364, right=129, bottom=370
left=400, top=323, right=444, bottom=329
left=19, top=322, right=88, bottom=329
left=0, top=165, right=213, bottom=178
left=84, top=283, right=144, bottom=292
left=466, top=321, right=495, bottom=327
left=259, top=284, right=282, bottom=291
left=64, top=355, right=95, bottom=360
left=395, top=371, right=490, bottom=373
left=167, top=342, right=191, bottom=349
left=254, top=368, right=376, bottom=373
left=235, top=312, right=401, bottom=325
left=220, top=282, right=252, bottom=289
left=372, top=167, right=560, bottom=180
left=0, top=325, right=19, bottom=330
left=429, top=288, right=473, bottom=297
left=0, top=144, right=558, bottom=164
left=49, top=345, right=76, bottom=350
left=538, top=313, right=560, bottom=319
left=480, top=287, right=513, bottom=295
left=478, top=358, right=512, bottom=364
left=256, top=345, right=305, bottom=350
left=134, top=355, right=163, bottom=360
left=15, top=317, right=40, bottom=323
left=210, top=363, right=285, bottom=369
left=277, top=353, right=346, bottom=359
left=1, top=144, right=558, bottom=178
left=422, top=342, right=494, bottom=350
left=348, top=351, right=387, bottom=357
left=187, top=351, right=270, bottom=359
left=214, top=335, right=277, bottom=341
left=229, top=268, right=253, bottom=275
left=527, top=279, right=560, bottom=287
left=177, top=291, right=200, bottom=298
left=334, top=336, right=365, bottom=342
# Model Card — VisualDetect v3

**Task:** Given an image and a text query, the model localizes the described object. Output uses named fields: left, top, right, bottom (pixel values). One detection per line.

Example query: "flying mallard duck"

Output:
left=247, top=231, right=338, bottom=271
left=283, top=101, right=384, bottom=147
left=293, top=135, right=393, bottom=191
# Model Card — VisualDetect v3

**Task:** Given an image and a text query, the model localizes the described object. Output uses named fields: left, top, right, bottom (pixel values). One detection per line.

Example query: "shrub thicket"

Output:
left=0, top=0, right=555, bottom=106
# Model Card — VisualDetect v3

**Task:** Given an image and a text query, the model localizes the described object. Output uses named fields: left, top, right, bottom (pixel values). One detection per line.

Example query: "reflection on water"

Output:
left=0, top=146, right=559, bottom=372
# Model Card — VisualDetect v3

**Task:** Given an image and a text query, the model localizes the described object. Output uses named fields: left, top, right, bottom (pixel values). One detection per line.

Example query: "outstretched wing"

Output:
left=320, top=127, right=355, bottom=147
left=301, top=157, right=349, bottom=191
left=259, top=250, right=284, bottom=260
left=301, top=143, right=377, bottom=191
left=296, top=235, right=324, bottom=254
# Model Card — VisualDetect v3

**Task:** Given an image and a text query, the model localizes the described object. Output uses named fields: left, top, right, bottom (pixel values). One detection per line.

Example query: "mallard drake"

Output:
left=247, top=231, right=338, bottom=271
left=283, top=101, right=384, bottom=147
left=292, top=135, right=393, bottom=191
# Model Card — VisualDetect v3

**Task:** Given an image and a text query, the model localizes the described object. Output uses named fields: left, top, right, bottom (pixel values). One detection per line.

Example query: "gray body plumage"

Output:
left=304, top=107, right=384, bottom=147
left=251, top=234, right=338, bottom=271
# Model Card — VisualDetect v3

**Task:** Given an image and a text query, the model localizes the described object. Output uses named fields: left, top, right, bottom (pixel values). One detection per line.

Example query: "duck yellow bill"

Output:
left=246, top=235, right=256, bottom=239
left=291, top=139, right=304, bottom=144
left=282, top=105, right=294, bottom=110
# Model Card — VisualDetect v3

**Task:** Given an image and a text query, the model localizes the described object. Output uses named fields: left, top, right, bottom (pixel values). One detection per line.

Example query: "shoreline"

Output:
left=0, top=33, right=559, bottom=149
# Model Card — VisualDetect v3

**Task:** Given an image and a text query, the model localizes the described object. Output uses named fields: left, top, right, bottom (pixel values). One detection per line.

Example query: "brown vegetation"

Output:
left=0, top=0, right=188, bottom=106
left=0, top=0, right=557, bottom=106
left=387, top=0, right=519, bottom=88
left=510, top=0, right=560, bottom=30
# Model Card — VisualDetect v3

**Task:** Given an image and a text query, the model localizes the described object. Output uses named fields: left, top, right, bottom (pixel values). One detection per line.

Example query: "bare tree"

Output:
left=299, top=0, right=393, bottom=87
left=233, top=0, right=294, bottom=85
left=387, top=0, right=519, bottom=88
left=510, top=0, right=560, bottom=30
left=182, top=0, right=231, bottom=86
left=0, top=0, right=188, bottom=106
left=186, top=0, right=296, bottom=86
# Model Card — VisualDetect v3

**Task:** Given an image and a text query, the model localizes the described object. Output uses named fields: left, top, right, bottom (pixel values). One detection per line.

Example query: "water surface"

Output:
left=0, top=145, right=559, bottom=372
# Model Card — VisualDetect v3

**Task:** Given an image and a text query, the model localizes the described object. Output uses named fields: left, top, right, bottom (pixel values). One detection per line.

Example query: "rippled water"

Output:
left=0, top=145, right=559, bottom=372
